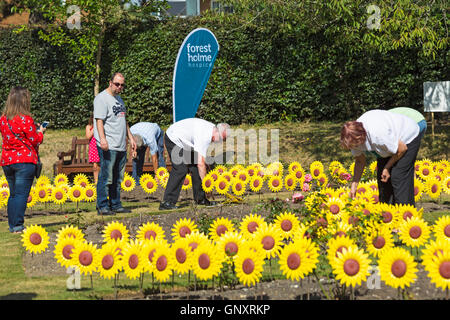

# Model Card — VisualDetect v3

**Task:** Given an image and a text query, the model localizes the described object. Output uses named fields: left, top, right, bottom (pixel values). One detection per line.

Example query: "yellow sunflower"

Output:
left=181, top=174, right=192, bottom=191
left=327, top=220, right=353, bottom=239
left=83, top=184, right=97, bottom=202
left=273, top=211, right=300, bottom=240
left=421, top=239, right=450, bottom=273
left=327, top=235, right=357, bottom=264
left=397, top=204, right=421, bottom=223
left=184, top=231, right=210, bottom=253
left=324, top=197, right=346, bottom=220
left=239, top=213, right=267, bottom=239
left=414, top=178, right=424, bottom=202
left=102, top=221, right=130, bottom=243
left=425, top=250, right=450, bottom=291
left=171, top=218, right=198, bottom=241
left=202, top=173, right=215, bottom=193
left=284, top=174, right=297, bottom=191
left=54, top=173, right=69, bottom=186
left=288, top=161, right=303, bottom=174
left=378, top=247, right=418, bottom=289
left=51, top=185, right=68, bottom=205
left=156, top=167, right=169, bottom=181
left=234, top=241, right=265, bottom=287
left=231, top=178, right=246, bottom=196
left=68, top=185, right=85, bottom=203
left=35, top=184, right=51, bottom=203
left=253, top=223, right=283, bottom=259
left=71, top=241, right=100, bottom=276
left=26, top=187, right=38, bottom=209
left=266, top=162, right=283, bottom=177
left=316, top=173, right=328, bottom=188
left=73, top=173, right=90, bottom=188
left=442, top=176, right=450, bottom=195
left=398, top=216, right=431, bottom=248
left=331, top=246, right=371, bottom=288
left=208, top=217, right=236, bottom=242
left=236, top=170, right=250, bottom=185
left=267, top=175, right=283, bottom=193
left=365, top=226, right=394, bottom=258
left=97, top=241, right=122, bottom=280
left=214, top=165, right=227, bottom=175
left=215, top=231, right=245, bottom=259
left=121, top=239, right=144, bottom=280
left=229, top=164, right=245, bottom=177
left=215, top=176, right=230, bottom=195
left=139, top=238, right=169, bottom=274
left=377, top=203, right=400, bottom=230
left=136, top=222, right=166, bottom=243
left=54, top=236, right=79, bottom=268
left=433, top=215, right=450, bottom=243
left=121, top=173, right=136, bottom=192
left=278, top=239, right=319, bottom=281
left=249, top=176, right=264, bottom=193
left=0, top=176, right=8, bottom=188
left=170, top=238, right=193, bottom=275
left=36, top=175, right=51, bottom=187
left=191, top=241, right=225, bottom=281
left=22, top=225, right=50, bottom=254
left=55, top=225, right=85, bottom=242
left=310, top=161, right=324, bottom=179
left=293, top=165, right=306, bottom=183
left=417, top=163, right=433, bottom=180
left=141, top=175, right=158, bottom=194
left=424, top=177, right=442, bottom=200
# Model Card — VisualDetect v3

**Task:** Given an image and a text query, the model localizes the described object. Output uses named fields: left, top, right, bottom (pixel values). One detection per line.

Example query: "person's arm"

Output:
left=127, top=123, right=136, bottom=154
left=350, top=153, right=366, bottom=198
left=96, top=119, right=108, bottom=151
left=85, top=125, right=94, bottom=140
left=197, top=155, right=207, bottom=181
left=381, top=140, right=408, bottom=182
left=151, top=153, right=158, bottom=173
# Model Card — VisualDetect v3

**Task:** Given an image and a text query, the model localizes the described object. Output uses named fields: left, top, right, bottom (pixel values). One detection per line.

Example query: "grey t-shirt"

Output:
left=93, top=89, right=127, bottom=151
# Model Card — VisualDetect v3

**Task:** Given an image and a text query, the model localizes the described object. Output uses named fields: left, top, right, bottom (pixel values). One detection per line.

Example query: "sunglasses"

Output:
left=113, top=82, right=125, bottom=88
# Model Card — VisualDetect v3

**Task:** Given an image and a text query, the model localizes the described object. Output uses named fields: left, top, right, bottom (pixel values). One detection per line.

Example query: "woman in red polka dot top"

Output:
left=0, top=87, right=46, bottom=233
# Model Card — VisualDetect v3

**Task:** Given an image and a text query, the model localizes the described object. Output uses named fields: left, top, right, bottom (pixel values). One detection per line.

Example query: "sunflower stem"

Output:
left=114, top=274, right=118, bottom=299
left=313, top=271, right=331, bottom=300
left=90, top=274, right=93, bottom=289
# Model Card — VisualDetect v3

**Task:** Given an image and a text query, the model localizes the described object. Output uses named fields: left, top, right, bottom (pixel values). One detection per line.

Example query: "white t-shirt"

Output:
left=166, top=118, right=214, bottom=158
left=351, top=110, right=419, bottom=158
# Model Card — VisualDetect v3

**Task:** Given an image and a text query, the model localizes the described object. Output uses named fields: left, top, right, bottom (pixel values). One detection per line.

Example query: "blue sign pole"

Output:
left=173, top=28, right=219, bottom=123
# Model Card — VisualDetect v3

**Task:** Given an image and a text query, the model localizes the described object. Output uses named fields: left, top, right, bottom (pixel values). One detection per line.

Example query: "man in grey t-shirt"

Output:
left=93, top=72, right=136, bottom=215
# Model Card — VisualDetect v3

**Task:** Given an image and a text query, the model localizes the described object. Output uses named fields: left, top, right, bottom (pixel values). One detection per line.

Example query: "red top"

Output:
left=0, top=114, right=43, bottom=166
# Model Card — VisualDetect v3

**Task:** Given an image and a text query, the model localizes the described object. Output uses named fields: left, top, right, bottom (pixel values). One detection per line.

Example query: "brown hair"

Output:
left=340, top=121, right=367, bottom=149
left=3, top=87, right=32, bottom=120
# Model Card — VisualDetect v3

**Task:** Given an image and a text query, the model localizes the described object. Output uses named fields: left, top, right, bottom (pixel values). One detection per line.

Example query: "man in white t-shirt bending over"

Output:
left=340, top=109, right=426, bottom=206
left=159, top=118, right=230, bottom=210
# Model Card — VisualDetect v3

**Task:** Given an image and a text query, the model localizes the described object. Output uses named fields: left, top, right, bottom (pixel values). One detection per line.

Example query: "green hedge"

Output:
left=0, top=15, right=448, bottom=129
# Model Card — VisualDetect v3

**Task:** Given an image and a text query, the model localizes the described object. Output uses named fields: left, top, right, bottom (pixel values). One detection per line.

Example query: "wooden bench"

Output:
left=53, top=136, right=171, bottom=178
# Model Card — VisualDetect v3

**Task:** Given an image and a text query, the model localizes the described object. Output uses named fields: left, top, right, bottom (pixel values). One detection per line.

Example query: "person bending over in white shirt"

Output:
left=340, top=109, right=425, bottom=206
left=159, top=118, right=230, bottom=210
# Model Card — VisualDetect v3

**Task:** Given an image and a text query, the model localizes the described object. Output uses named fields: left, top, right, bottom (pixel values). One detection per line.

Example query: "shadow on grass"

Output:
left=0, top=292, right=37, bottom=300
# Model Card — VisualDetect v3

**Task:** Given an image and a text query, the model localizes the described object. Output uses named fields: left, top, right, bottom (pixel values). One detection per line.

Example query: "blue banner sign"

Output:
left=173, top=28, right=219, bottom=122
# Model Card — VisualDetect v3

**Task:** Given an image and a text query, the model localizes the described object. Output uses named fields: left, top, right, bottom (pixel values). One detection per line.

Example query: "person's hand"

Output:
left=38, top=125, right=46, bottom=133
left=100, top=138, right=109, bottom=151
left=381, top=168, right=391, bottom=182
left=349, top=182, right=358, bottom=199
left=132, top=150, right=137, bottom=159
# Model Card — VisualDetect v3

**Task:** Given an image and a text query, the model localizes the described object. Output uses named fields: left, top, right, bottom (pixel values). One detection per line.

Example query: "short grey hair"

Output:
left=133, top=134, right=144, bottom=148
left=216, top=123, right=231, bottom=140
